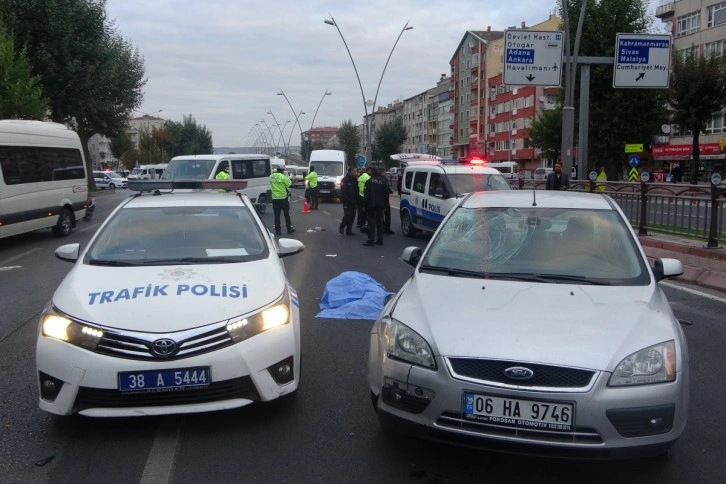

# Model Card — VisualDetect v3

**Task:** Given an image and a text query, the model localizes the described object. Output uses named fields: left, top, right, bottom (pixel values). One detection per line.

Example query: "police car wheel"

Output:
left=401, top=211, right=417, bottom=237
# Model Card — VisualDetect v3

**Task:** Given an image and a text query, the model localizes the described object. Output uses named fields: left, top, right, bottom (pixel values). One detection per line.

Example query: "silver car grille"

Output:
left=446, top=358, right=597, bottom=391
left=95, top=321, right=232, bottom=361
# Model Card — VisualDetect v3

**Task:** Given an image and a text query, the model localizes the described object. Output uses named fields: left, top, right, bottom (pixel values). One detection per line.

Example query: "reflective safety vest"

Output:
left=358, top=172, right=370, bottom=197
left=270, top=172, right=291, bottom=199
left=596, top=171, right=607, bottom=191
left=305, top=170, right=318, bottom=188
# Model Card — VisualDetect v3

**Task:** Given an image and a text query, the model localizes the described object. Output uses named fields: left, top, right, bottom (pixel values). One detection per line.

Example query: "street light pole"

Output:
left=266, top=110, right=283, bottom=155
left=276, top=120, right=291, bottom=156
left=325, top=16, right=412, bottom=165
left=286, top=110, right=305, bottom=159
left=277, top=91, right=306, bottom=153
left=306, top=89, right=332, bottom=161
left=260, top=120, right=276, bottom=155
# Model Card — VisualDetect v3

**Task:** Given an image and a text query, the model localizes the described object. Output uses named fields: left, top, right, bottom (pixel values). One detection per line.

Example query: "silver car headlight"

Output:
left=609, top=340, right=676, bottom=386
left=226, top=293, right=290, bottom=343
left=41, top=305, right=104, bottom=350
left=382, top=317, right=436, bottom=369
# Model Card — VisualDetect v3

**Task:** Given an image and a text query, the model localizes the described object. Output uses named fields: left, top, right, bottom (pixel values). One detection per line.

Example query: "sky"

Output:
left=105, top=0, right=662, bottom=149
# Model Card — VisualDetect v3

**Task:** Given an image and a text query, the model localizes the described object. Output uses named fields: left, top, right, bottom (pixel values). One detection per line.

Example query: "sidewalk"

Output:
left=639, top=234, right=726, bottom=294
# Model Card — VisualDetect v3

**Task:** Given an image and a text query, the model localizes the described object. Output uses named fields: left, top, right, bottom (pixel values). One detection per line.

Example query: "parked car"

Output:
left=37, top=179, right=305, bottom=417
left=93, top=171, right=128, bottom=189
left=369, top=190, right=689, bottom=459
left=534, top=167, right=553, bottom=181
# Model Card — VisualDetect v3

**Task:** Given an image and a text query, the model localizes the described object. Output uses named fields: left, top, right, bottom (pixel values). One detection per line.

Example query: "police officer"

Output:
left=215, top=162, right=230, bottom=180
left=362, top=167, right=390, bottom=246
left=270, top=167, right=296, bottom=235
left=305, top=165, right=319, bottom=209
left=339, top=167, right=358, bottom=235
left=357, top=166, right=371, bottom=231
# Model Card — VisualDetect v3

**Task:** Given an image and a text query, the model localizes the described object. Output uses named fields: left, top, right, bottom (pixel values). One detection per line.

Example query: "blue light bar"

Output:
left=128, top=180, right=249, bottom=192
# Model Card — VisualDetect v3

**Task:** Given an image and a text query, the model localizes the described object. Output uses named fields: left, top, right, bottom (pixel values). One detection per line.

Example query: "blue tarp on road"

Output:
left=316, top=271, right=393, bottom=320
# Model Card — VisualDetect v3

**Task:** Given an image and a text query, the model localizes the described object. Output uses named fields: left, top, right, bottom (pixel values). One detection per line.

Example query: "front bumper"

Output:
left=37, top=323, right=299, bottom=417
left=369, top=343, right=688, bottom=458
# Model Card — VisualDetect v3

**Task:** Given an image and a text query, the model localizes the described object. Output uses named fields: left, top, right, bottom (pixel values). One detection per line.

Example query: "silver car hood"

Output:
left=390, top=273, right=678, bottom=371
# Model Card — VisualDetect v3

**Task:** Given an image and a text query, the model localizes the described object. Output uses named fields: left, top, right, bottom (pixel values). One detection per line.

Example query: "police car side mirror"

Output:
left=401, top=246, right=422, bottom=268
left=653, top=258, right=684, bottom=282
left=277, top=238, right=305, bottom=258
left=55, top=243, right=80, bottom=263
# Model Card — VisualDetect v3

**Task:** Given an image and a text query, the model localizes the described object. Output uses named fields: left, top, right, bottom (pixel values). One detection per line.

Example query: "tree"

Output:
left=336, top=120, right=361, bottom=169
left=669, top=52, right=726, bottom=183
left=109, top=132, right=133, bottom=160
left=373, top=119, right=407, bottom=168
left=559, top=0, right=668, bottom=178
left=119, top=149, right=140, bottom=171
left=528, top=107, right=562, bottom=164
left=164, top=115, right=214, bottom=156
left=0, top=0, right=146, bottom=185
left=0, top=24, right=48, bottom=119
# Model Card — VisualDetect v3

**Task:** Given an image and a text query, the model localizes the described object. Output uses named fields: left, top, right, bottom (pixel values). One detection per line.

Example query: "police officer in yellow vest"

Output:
left=270, top=167, right=296, bottom=235
left=596, top=165, right=607, bottom=192
left=357, top=167, right=371, bottom=231
left=305, top=165, right=319, bottom=209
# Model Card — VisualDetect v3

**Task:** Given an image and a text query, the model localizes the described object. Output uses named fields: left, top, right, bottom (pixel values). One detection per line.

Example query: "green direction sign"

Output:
left=625, top=144, right=643, bottom=153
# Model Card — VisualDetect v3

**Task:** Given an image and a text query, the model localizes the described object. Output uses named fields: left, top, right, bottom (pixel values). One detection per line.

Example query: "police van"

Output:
left=162, top=154, right=273, bottom=213
left=398, top=158, right=511, bottom=237
left=0, top=120, right=89, bottom=239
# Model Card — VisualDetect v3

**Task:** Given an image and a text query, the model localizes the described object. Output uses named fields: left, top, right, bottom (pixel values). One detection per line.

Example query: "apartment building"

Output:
left=126, top=114, right=166, bottom=150
left=449, top=27, right=504, bottom=160
left=87, top=133, right=114, bottom=170
left=656, top=0, right=726, bottom=174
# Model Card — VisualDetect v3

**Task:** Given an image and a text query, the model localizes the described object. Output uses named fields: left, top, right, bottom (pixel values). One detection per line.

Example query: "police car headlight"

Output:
left=226, top=294, right=290, bottom=343
left=40, top=306, right=104, bottom=350
left=383, top=317, right=436, bottom=369
left=609, top=341, right=676, bottom=386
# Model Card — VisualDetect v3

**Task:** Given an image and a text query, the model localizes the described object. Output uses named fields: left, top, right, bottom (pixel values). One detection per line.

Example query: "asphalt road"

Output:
left=1, top=188, right=725, bottom=484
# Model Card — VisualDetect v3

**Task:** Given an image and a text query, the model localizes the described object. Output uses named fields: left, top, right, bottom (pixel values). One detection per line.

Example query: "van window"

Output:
left=231, top=158, right=269, bottom=179
left=1, top=146, right=85, bottom=184
left=428, top=173, right=448, bottom=198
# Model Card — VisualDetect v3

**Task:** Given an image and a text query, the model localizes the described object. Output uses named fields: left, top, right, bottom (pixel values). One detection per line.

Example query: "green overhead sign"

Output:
left=625, top=144, right=643, bottom=153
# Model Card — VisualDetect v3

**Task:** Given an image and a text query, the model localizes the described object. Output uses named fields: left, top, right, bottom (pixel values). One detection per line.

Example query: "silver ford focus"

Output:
left=368, top=190, right=689, bottom=459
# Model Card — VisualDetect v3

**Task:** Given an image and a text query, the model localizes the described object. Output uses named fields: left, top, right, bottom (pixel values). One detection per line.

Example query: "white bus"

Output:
left=0, top=120, right=88, bottom=239
left=161, top=154, right=273, bottom=213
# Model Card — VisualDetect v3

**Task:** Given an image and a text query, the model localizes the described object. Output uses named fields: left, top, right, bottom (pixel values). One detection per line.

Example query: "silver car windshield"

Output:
left=86, top=206, right=269, bottom=265
left=422, top=207, right=649, bottom=285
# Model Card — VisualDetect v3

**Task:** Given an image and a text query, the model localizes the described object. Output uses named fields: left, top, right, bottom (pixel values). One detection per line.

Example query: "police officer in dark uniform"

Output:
left=362, top=167, right=390, bottom=246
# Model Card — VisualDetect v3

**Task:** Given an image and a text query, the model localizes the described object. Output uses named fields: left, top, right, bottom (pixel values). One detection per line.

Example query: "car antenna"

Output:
left=531, top=188, right=537, bottom=207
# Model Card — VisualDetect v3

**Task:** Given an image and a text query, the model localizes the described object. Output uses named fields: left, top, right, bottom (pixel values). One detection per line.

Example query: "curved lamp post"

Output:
left=304, top=89, right=332, bottom=161
left=253, top=124, right=269, bottom=154
left=286, top=110, right=305, bottom=159
left=325, top=15, right=412, bottom=165
left=276, top=120, right=291, bottom=156
left=260, top=120, right=276, bottom=155
left=266, top=110, right=284, bottom=155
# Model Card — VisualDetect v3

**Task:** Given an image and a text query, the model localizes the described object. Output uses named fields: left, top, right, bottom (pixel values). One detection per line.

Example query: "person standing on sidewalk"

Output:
left=270, top=167, right=296, bottom=235
left=357, top=166, right=371, bottom=231
left=362, top=167, right=390, bottom=246
left=305, top=165, right=319, bottom=209
left=339, top=167, right=358, bottom=235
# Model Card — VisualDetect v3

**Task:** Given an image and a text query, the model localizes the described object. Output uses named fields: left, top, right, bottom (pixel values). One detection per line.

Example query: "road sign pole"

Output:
left=577, top=63, right=590, bottom=178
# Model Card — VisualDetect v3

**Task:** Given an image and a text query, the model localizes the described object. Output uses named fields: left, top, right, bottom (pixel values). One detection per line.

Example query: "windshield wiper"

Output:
left=88, top=259, right=140, bottom=266
left=140, top=257, right=241, bottom=265
left=533, top=274, right=612, bottom=285
left=419, top=265, right=487, bottom=278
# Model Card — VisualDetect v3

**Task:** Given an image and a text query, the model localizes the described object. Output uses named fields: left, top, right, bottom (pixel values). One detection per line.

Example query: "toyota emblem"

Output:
left=503, top=366, right=534, bottom=381
left=151, top=338, right=177, bottom=358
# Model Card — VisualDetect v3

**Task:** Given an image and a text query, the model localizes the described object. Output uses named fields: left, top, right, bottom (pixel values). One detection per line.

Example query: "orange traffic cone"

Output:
left=302, top=198, right=311, bottom=213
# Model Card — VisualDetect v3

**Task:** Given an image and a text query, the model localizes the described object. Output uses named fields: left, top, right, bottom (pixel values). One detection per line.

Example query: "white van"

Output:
left=0, top=120, right=88, bottom=239
left=534, top=166, right=553, bottom=180
left=162, top=154, right=272, bottom=213
left=308, top=149, right=345, bottom=201
left=127, top=163, right=167, bottom=180
left=286, top=165, right=308, bottom=188
left=486, top=161, right=520, bottom=179
left=399, top=159, right=511, bottom=237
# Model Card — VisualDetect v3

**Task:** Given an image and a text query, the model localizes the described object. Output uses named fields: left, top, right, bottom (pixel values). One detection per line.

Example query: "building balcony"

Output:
left=655, top=1, right=675, bottom=19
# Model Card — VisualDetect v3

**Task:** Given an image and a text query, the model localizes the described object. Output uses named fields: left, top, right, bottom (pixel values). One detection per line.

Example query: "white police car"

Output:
left=369, top=190, right=689, bottom=459
left=398, top=157, right=510, bottom=237
left=37, top=180, right=304, bottom=417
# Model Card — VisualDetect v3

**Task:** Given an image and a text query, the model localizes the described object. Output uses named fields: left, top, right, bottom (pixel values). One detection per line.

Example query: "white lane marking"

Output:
left=661, top=281, right=726, bottom=304
left=139, top=418, right=183, bottom=484
left=0, top=247, right=41, bottom=267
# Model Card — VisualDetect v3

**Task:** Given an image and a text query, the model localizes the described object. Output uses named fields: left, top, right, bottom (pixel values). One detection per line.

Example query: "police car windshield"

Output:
left=86, top=206, right=269, bottom=265
left=422, top=207, right=649, bottom=285
left=447, top=173, right=511, bottom=195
